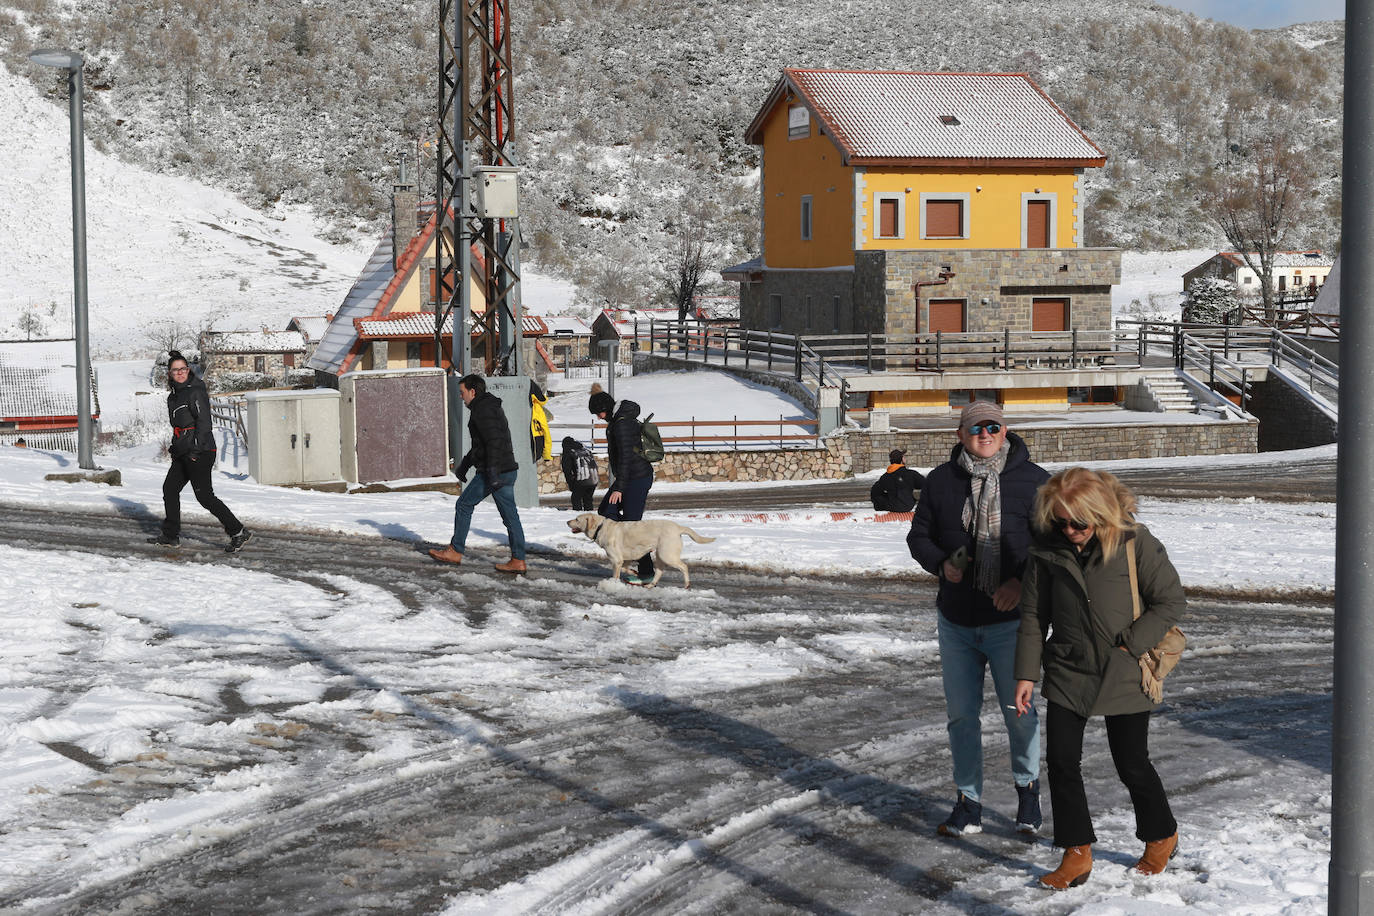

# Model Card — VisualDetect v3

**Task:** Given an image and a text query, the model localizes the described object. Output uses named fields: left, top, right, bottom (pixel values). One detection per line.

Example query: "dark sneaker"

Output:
left=1016, top=779, right=1043, bottom=833
left=147, top=534, right=180, bottom=547
left=938, top=792, right=983, bottom=837
left=225, top=529, right=253, bottom=553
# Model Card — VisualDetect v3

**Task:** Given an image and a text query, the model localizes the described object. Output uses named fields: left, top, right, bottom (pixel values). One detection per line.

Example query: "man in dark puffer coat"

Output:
left=429, top=374, right=527, bottom=573
left=907, top=401, right=1049, bottom=839
left=589, top=388, right=655, bottom=584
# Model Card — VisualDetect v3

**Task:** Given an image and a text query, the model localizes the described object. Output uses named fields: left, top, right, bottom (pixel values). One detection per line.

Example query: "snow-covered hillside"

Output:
left=0, top=61, right=576, bottom=359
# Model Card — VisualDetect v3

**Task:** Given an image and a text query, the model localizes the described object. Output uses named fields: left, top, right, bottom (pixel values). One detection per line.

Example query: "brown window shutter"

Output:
left=879, top=198, right=898, bottom=238
left=1032, top=298, right=1069, bottom=331
left=1027, top=200, right=1050, bottom=248
left=928, top=299, right=966, bottom=333
left=925, top=200, right=963, bottom=238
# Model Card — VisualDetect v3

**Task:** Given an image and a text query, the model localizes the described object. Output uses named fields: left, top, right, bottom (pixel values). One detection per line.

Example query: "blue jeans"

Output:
left=598, top=473, right=654, bottom=579
left=451, top=469, right=525, bottom=560
left=937, top=614, right=1040, bottom=802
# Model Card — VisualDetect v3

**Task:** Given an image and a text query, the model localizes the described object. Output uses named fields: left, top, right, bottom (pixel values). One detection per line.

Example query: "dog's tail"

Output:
left=679, top=526, right=716, bottom=544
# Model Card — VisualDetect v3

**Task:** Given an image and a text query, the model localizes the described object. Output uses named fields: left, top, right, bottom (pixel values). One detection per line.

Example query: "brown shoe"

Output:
left=1133, top=832, right=1178, bottom=875
left=1040, top=844, right=1092, bottom=890
left=428, top=545, right=464, bottom=565
left=494, top=558, right=527, bottom=574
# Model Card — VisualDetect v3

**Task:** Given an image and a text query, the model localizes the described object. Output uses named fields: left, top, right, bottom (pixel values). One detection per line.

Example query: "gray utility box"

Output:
left=474, top=165, right=519, bottom=218
left=340, top=368, right=449, bottom=484
left=447, top=374, right=538, bottom=509
left=245, top=388, right=342, bottom=486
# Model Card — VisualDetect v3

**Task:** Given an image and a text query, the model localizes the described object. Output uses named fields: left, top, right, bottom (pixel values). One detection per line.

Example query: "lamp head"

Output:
left=29, top=49, right=83, bottom=70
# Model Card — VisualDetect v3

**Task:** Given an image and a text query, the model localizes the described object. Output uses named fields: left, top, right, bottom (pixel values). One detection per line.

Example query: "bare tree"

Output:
left=662, top=221, right=707, bottom=321
left=16, top=307, right=47, bottom=340
left=1207, top=134, right=1310, bottom=321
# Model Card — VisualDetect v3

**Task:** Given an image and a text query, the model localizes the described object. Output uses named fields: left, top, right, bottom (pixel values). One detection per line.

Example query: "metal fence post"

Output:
left=935, top=331, right=943, bottom=370
left=767, top=332, right=774, bottom=371
left=794, top=339, right=803, bottom=382
left=866, top=331, right=873, bottom=373
left=1003, top=327, right=1011, bottom=369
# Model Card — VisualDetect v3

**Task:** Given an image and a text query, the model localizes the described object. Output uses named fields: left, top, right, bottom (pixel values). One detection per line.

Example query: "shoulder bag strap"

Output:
left=1126, top=538, right=1142, bottom=621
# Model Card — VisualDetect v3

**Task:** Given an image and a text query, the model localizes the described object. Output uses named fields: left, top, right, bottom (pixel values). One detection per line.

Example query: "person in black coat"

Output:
left=429, top=374, right=527, bottom=573
left=588, top=388, right=655, bottom=584
left=870, top=448, right=924, bottom=512
left=147, top=351, right=250, bottom=552
left=907, top=401, right=1049, bottom=838
left=560, top=435, right=598, bottom=511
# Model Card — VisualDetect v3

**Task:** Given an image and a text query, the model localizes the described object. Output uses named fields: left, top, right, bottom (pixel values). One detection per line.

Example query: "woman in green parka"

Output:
left=1012, top=468, right=1185, bottom=890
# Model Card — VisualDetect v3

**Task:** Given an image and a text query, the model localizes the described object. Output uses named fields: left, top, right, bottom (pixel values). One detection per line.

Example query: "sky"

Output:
left=1166, top=0, right=1345, bottom=30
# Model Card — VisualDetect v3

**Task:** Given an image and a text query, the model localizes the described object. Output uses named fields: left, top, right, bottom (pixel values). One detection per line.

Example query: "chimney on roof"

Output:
left=392, top=154, right=419, bottom=273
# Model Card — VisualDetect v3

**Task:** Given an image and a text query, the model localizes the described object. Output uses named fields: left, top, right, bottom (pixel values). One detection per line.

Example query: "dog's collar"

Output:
left=588, top=516, right=607, bottom=538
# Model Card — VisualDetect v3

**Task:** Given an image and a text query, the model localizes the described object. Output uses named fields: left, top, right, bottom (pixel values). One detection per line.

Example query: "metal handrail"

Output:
left=209, top=396, right=248, bottom=447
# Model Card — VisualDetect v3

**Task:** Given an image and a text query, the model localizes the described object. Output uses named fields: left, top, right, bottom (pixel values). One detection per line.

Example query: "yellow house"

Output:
left=308, top=197, right=490, bottom=379
left=723, top=68, right=1124, bottom=412
left=726, top=68, right=1120, bottom=341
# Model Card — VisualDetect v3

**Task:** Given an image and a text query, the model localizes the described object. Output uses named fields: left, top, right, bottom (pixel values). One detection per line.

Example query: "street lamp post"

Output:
left=30, top=48, right=94, bottom=471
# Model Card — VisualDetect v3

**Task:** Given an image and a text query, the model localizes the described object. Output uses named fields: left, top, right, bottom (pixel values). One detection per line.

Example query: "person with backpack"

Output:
left=870, top=449, right=925, bottom=513
left=588, top=387, right=655, bottom=585
left=560, top=435, right=599, bottom=511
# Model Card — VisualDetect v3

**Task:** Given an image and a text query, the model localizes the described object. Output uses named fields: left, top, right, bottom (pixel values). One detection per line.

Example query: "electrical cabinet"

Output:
left=474, top=165, right=519, bottom=218
left=245, top=388, right=342, bottom=486
left=340, top=368, right=449, bottom=484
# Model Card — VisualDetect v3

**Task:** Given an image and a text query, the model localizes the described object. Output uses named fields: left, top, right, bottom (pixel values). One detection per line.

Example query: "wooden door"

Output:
left=928, top=299, right=966, bottom=333
left=1026, top=200, right=1050, bottom=248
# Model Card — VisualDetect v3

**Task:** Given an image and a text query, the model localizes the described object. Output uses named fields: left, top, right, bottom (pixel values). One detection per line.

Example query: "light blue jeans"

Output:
left=451, top=469, right=525, bottom=560
left=937, top=614, right=1040, bottom=802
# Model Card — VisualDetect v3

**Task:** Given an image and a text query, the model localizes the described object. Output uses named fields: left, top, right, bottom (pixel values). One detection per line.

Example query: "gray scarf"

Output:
left=959, top=440, right=1011, bottom=597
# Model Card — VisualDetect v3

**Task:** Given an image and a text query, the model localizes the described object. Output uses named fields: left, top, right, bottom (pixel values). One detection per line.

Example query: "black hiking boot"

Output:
left=225, top=529, right=253, bottom=553
left=147, top=533, right=180, bottom=547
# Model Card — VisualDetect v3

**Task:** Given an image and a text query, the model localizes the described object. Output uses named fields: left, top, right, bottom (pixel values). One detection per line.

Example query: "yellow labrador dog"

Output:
left=567, top=513, right=715, bottom=588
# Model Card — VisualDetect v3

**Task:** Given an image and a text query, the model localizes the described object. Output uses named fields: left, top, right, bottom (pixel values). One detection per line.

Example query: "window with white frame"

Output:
left=874, top=192, right=904, bottom=240
left=788, top=105, right=810, bottom=140
left=920, top=193, right=970, bottom=240
left=800, top=195, right=813, bottom=241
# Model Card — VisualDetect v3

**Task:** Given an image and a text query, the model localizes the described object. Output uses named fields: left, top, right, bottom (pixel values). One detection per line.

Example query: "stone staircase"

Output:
left=1139, top=372, right=1199, bottom=413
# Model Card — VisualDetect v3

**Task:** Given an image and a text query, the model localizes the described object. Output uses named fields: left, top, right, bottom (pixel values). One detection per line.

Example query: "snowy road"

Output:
left=0, top=505, right=1331, bottom=914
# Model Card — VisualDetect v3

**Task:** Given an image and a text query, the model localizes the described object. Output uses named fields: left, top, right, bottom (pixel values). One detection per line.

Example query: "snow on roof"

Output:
left=308, top=234, right=395, bottom=374
left=1200, top=251, right=1333, bottom=272
left=288, top=316, right=330, bottom=342
left=749, top=69, right=1105, bottom=165
left=541, top=316, right=593, bottom=336
left=0, top=339, right=100, bottom=421
left=203, top=329, right=306, bottom=354
left=356, top=312, right=549, bottom=339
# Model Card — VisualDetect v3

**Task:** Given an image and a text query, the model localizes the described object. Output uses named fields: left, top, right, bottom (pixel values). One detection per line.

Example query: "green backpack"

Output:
left=636, top=413, right=665, bottom=463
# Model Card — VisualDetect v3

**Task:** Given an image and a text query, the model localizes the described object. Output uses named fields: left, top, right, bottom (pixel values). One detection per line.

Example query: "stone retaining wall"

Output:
left=536, top=418, right=1258, bottom=493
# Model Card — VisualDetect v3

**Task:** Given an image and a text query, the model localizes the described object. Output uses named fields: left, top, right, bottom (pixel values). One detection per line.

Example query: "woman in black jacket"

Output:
left=147, top=351, right=250, bottom=552
left=588, top=389, right=655, bottom=584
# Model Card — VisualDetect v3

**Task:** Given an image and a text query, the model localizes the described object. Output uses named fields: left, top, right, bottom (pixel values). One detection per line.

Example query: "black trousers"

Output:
left=1046, top=701, right=1177, bottom=848
left=570, top=483, right=596, bottom=511
left=162, top=451, right=242, bottom=538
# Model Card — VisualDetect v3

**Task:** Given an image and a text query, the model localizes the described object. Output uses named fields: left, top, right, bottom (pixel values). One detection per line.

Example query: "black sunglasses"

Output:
left=966, top=422, right=1002, bottom=436
left=1053, top=516, right=1091, bottom=532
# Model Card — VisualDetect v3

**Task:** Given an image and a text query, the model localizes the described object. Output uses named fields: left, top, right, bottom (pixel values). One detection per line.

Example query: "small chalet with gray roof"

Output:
left=726, top=68, right=1120, bottom=370
left=0, top=340, right=100, bottom=450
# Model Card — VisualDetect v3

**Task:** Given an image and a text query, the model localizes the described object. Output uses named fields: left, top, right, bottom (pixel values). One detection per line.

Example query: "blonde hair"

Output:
left=1033, top=467, right=1138, bottom=560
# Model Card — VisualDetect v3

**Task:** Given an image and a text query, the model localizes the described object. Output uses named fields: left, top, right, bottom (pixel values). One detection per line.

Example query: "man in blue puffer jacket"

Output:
left=589, top=387, right=655, bottom=585
left=907, top=400, right=1049, bottom=838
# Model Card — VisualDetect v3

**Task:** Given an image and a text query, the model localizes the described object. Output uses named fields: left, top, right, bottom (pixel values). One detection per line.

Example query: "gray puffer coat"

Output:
left=1014, top=524, right=1186, bottom=717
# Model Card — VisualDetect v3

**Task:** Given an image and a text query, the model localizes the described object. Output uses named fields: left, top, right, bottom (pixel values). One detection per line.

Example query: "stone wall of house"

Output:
left=744, top=269, right=858, bottom=336
left=877, top=248, right=1121, bottom=343
left=204, top=352, right=296, bottom=385
left=535, top=418, right=1257, bottom=493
